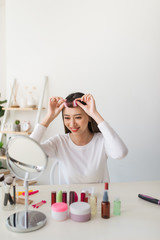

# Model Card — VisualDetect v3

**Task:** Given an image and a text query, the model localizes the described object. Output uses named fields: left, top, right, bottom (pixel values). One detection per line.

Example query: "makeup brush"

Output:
left=4, top=176, right=14, bottom=206
left=12, top=176, right=16, bottom=205
left=0, top=174, right=4, bottom=184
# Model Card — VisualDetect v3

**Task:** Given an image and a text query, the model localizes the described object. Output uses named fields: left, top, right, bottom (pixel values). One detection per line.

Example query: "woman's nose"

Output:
left=69, top=118, right=76, bottom=127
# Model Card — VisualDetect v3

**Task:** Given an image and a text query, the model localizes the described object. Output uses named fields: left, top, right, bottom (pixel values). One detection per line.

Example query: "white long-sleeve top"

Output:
left=30, top=121, right=128, bottom=184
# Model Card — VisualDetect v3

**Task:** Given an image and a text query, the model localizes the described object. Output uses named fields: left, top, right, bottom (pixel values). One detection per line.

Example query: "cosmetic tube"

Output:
left=56, top=191, right=62, bottom=202
left=69, top=191, right=75, bottom=205
left=81, top=192, right=85, bottom=202
left=51, top=191, right=56, bottom=205
left=62, top=192, right=67, bottom=203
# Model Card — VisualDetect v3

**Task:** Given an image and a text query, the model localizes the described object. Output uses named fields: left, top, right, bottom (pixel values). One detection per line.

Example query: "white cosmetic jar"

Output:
left=51, top=202, right=68, bottom=221
left=69, top=202, right=91, bottom=222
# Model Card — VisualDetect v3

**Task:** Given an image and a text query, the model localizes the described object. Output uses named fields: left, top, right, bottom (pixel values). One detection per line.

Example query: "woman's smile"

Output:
left=70, top=128, right=79, bottom=133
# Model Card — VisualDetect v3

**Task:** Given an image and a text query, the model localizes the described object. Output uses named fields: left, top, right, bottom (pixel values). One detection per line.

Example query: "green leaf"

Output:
left=0, top=100, right=7, bottom=105
left=0, top=106, right=5, bottom=117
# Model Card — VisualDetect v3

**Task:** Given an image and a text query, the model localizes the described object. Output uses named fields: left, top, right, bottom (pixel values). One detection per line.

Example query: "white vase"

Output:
left=19, top=97, right=27, bottom=108
left=27, top=92, right=37, bottom=107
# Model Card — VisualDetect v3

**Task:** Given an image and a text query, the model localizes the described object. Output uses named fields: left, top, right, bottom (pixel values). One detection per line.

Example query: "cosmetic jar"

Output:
left=70, top=202, right=91, bottom=222
left=51, top=202, right=68, bottom=221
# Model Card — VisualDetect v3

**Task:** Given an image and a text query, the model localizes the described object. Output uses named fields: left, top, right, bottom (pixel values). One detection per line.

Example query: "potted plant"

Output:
left=0, top=99, right=7, bottom=129
left=14, top=120, right=21, bottom=132
left=0, top=99, right=7, bottom=118
left=0, top=141, right=5, bottom=156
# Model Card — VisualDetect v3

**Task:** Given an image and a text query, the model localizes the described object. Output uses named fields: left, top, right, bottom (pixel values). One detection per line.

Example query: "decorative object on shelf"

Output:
left=21, top=121, right=31, bottom=132
left=14, top=120, right=21, bottom=132
left=27, top=91, right=37, bottom=108
left=1, top=123, right=14, bottom=131
left=2, top=123, right=9, bottom=131
left=19, top=97, right=27, bottom=108
left=10, top=80, right=19, bottom=108
left=0, top=141, right=5, bottom=156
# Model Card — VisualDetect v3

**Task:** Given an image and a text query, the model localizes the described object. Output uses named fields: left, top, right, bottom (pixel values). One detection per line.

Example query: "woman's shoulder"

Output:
left=93, top=132, right=103, bottom=141
left=49, top=133, right=69, bottom=143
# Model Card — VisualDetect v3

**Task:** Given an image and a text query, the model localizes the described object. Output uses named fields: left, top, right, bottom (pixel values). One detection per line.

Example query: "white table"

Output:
left=0, top=181, right=160, bottom=240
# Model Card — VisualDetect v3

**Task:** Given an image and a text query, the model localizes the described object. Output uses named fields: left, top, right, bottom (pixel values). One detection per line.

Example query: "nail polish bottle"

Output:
left=101, top=183, right=110, bottom=219
left=113, top=197, right=121, bottom=216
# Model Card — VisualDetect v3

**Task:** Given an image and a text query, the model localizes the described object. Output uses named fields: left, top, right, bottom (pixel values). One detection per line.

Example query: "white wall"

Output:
left=0, top=0, right=6, bottom=100
left=4, top=0, right=160, bottom=184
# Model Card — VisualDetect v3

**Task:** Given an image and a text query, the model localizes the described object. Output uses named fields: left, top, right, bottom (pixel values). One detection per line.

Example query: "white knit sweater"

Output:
left=30, top=121, right=128, bottom=184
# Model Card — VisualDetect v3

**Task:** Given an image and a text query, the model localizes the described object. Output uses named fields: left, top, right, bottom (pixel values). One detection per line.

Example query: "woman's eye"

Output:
left=76, top=117, right=81, bottom=119
left=64, top=117, right=70, bottom=120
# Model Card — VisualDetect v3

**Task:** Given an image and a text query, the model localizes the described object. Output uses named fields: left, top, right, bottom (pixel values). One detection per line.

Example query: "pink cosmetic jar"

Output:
left=69, top=202, right=91, bottom=222
left=51, top=202, right=68, bottom=221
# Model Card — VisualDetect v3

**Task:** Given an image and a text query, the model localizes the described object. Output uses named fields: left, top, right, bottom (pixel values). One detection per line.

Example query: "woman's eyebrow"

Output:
left=64, top=114, right=82, bottom=116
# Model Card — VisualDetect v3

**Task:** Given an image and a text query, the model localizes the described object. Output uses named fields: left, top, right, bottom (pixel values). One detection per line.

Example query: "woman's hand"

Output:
left=76, top=94, right=97, bottom=117
left=48, top=97, right=65, bottom=119
left=41, top=97, right=65, bottom=127
left=76, top=94, right=104, bottom=124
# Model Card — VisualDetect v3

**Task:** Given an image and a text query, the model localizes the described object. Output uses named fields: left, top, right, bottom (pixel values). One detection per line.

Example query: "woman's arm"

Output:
left=98, top=121, right=128, bottom=159
left=30, top=96, right=65, bottom=140
left=76, top=93, right=128, bottom=159
left=41, top=96, right=65, bottom=127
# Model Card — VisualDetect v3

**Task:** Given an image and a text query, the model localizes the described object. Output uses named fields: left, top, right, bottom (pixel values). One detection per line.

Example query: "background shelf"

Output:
left=0, top=131, right=31, bottom=135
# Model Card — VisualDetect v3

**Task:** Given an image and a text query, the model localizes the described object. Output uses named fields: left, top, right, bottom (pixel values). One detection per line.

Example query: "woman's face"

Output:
left=63, top=106, right=90, bottom=135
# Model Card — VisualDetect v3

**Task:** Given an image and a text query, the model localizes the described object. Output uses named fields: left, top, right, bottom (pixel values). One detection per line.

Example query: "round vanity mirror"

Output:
left=5, top=135, right=48, bottom=233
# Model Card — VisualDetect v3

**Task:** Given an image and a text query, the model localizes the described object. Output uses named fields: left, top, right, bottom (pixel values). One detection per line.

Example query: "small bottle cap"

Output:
left=104, top=182, right=108, bottom=190
left=115, top=197, right=120, bottom=201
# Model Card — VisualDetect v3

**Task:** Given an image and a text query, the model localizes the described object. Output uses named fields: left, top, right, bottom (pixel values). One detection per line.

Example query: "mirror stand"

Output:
left=5, top=136, right=48, bottom=233
left=6, top=177, right=47, bottom=233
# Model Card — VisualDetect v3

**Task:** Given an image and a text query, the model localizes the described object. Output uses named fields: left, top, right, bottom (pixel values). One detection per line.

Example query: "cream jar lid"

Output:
left=70, top=202, right=91, bottom=215
left=52, top=202, right=68, bottom=212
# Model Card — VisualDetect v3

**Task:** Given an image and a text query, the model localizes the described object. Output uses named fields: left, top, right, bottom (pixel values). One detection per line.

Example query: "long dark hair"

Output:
left=62, top=92, right=100, bottom=134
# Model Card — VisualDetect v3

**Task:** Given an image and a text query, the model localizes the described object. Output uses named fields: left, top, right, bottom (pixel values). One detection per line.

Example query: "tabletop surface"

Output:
left=0, top=181, right=160, bottom=240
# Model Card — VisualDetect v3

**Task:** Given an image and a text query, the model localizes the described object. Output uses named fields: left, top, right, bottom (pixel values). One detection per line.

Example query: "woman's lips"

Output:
left=71, top=128, right=79, bottom=132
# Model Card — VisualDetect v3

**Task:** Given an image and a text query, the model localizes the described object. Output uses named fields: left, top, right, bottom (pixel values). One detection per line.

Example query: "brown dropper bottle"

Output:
left=101, top=182, right=110, bottom=219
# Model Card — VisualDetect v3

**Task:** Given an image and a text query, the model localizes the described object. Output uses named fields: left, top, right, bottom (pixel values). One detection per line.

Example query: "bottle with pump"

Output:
left=88, top=187, right=97, bottom=217
left=101, top=182, right=110, bottom=219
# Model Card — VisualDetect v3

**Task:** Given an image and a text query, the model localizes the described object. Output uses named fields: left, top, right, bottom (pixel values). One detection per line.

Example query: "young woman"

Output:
left=30, top=92, right=128, bottom=184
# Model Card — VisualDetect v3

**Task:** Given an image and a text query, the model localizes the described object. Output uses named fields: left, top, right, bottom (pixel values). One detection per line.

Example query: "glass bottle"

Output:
left=88, top=188, right=97, bottom=217
left=113, top=197, right=121, bottom=216
left=101, top=182, right=110, bottom=219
